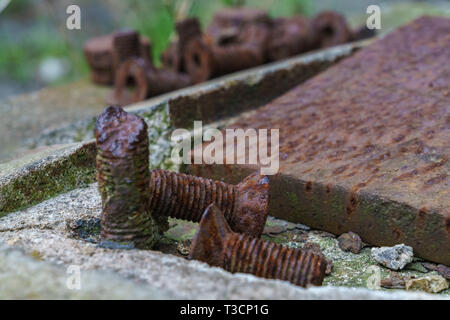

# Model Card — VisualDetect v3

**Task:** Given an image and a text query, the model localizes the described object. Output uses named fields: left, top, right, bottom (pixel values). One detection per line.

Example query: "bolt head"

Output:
left=232, top=172, right=269, bottom=238
left=189, top=204, right=232, bottom=266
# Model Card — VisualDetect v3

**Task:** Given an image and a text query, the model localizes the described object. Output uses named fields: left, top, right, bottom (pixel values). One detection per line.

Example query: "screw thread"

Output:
left=149, top=169, right=236, bottom=223
left=223, top=233, right=327, bottom=287
left=113, top=30, right=140, bottom=66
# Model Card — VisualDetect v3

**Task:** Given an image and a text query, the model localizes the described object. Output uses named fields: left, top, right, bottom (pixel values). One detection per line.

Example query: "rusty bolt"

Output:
left=109, top=57, right=191, bottom=106
left=161, top=18, right=202, bottom=73
left=267, top=16, right=313, bottom=62
left=112, top=29, right=140, bottom=69
left=185, top=37, right=265, bottom=84
left=94, top=106, right=164, bottom=248
left=161, top=42, right=181, bottom=73
left=310, top=11, right=352, bottom=48
left=207, top=7, right=271, bottom=44
left=149, top=169, right=269, bottom=238
left=189, top=204, right=327, bottom=287
left=83, top=30, right=153, bottom=85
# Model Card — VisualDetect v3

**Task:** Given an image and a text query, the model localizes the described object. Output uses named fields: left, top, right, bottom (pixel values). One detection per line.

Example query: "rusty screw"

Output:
left=149, top=169, right=269, bottom=238
left=161, top=18, right=202, bottom=73
left=109, top=57, right=191, bottom=106
left=83, top=30, right=153, bottom=85
left=189, top=204, right=327, bottom=287
left=267, top=16, right=313, bottom=62
left=206, top=7, right=271, bottom=44
left=185, top=37, right=266, bottom=84
left=94, top=106, right=164, bottom=248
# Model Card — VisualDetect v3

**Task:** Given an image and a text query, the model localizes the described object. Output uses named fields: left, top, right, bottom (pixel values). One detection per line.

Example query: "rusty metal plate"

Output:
left=188, top=17, right=450, bottom=265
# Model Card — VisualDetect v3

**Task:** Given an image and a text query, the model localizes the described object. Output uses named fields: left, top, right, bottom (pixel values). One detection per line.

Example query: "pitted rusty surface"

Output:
left=94, top=106, right=163, bottom=248
left=189, top=204, right=326, bottom=287
left=189, top=17, right=450, bottom=265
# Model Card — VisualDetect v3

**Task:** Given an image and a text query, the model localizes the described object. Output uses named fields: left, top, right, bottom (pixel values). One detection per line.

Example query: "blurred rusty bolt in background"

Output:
left=83, top=8, right=374, bottom=103
left=149, top=169, right=270, bottom=238
left=94, top=106, right=164, bottom=248
left=109, top=57, right=191, bottom=106
left=162, top=17, right=203, bottom=73
left=189, top=204, right=327, bottom=287
left=83, top=29, right=152, bottom=85
left=310, top=11, right=353, bottom=48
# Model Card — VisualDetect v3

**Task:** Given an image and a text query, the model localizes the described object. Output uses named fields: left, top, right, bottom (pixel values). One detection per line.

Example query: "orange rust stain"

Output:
left=392, top=157, right=447, bottom=183
left=392, top=227, right=402, bottom=241
left=346, top=193, right=358, bottom=216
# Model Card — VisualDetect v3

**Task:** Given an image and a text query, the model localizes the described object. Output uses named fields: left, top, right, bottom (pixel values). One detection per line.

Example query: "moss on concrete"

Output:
left=0, top=143, right=96, bottom=216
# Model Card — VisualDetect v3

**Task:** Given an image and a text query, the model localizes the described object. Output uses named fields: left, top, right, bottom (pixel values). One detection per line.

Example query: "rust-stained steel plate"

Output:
left=188, top=17, right=450, bottom=265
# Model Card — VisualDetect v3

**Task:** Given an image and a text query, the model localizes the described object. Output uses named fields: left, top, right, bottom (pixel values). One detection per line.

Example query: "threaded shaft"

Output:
left=95, top=106, right=160, bottom=248
left=212, top=44, right=264, bottom=76
left=112, top=30, right=140, bottom=67
left=223, top=233, right=327, bottom=287
left=149, top=169, right=237, bottom=223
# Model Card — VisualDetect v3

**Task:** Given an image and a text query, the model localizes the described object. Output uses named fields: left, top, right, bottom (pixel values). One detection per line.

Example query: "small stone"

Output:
left=424, top=263, right=450, bottom=280
left=294, top=223, right=310, bottom=231
left=435, top=265, right=450, bottom=280
left=263, top=224, right=287, bottom=235
left=371, top=244, right=413, bottom=270
left=380, top=277, right=406, bottom=289
left=176, top=239, right=191, bottom=256
left=404, top=261, right=428, bottom=273
left=337, top=231, right=362, bottom=254
left=422, top=262, right=437, bottom=272
left=405, top=275, right=449, bottom=293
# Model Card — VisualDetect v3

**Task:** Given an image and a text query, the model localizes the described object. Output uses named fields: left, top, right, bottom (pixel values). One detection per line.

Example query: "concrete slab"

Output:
left=187, top=17, right=450, bottom=265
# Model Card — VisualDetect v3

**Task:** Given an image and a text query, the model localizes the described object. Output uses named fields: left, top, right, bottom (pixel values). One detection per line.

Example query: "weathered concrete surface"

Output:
left=0, top=184, right=446, bottom=299
left=0, top=80, right=109, bottom=163
left=187, top=17, right=450, bottom=265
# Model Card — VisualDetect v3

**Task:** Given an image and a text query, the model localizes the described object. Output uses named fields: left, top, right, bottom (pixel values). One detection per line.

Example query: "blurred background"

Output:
left=1, top=0, right=449, bottom=98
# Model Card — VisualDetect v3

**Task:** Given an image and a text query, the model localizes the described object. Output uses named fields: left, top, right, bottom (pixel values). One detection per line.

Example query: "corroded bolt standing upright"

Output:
left=149, top=169, right=269, bottom=238
left=189, top=204, right=327, bottom=287
left=94, top=106, right=163, bottom=248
